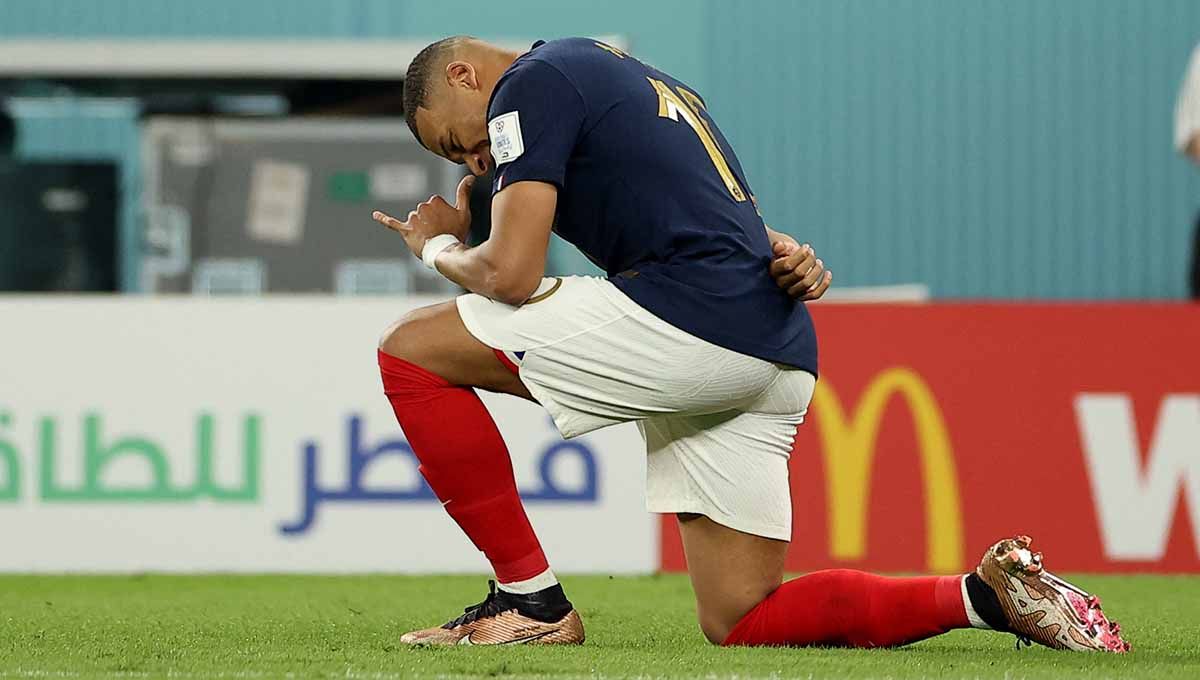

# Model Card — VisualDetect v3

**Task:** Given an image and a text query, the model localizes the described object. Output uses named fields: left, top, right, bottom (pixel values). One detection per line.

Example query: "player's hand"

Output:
left=371, top=175, right=475, bottom=259
left=770, top=240, right=832, bottom=301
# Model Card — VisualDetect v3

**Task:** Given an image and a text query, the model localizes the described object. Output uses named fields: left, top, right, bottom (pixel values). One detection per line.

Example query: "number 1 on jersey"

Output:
left=647, top=78, right=747, bottom=202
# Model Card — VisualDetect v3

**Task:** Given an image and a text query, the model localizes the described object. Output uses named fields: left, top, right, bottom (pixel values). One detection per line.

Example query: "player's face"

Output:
left=414, top=67, right=493, bottom=177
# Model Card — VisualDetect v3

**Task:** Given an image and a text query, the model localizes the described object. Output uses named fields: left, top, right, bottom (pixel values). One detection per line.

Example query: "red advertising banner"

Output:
left=660, top=304, right=1200, bottom=574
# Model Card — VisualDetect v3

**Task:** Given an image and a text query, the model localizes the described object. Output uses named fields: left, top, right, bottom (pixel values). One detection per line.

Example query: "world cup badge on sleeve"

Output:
left=488, top=111, right=525, bottom=165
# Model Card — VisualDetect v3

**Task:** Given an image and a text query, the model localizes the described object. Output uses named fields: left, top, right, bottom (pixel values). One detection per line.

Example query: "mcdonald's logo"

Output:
left=812, top=367, right=964, bottom=573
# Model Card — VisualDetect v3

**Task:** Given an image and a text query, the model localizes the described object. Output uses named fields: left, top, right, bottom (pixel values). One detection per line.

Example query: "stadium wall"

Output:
left=3, top=0, right=1200, bottom=298
left=1, top=297, right=1197, bottom=574
left=0, top=296, right=656, bottom=573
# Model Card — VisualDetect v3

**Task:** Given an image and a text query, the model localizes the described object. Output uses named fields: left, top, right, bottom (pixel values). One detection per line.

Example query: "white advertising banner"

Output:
left=0, top=297, right=655, bottom=573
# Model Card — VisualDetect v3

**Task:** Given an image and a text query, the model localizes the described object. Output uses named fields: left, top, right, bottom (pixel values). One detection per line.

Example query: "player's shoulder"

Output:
left=489, top=38, right=636, bottom=121
left=526, top=37, right=617, bottom=65
left=490, top=40, right=592, bottom=111
left=503, top=38, right=627, bottom=86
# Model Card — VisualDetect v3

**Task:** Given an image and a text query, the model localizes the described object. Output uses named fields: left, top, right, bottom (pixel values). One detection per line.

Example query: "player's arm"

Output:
left=430, top=181, right=555, bottom=305
left=372, top=177, right=554, bottom=306
left=765, top=225, right=833, bottom=301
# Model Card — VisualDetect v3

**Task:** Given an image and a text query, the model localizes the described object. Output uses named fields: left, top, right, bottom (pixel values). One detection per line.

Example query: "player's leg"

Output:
left=696, top=521, right=1131, bottom=651
left=392, top=274, right=809, bottom=645
left=662, top=374, right=1130, bottom=651
left=679, top=513, right=977, bottom=647
left=674, top=513, right=787, bottom=644
left=644, top=375, right=989, bottom=648
left=377, top=299, right=580, bottom=645
left=379, top=300, right=532, bottom=398
left=386, top=273, right=749, bottom=645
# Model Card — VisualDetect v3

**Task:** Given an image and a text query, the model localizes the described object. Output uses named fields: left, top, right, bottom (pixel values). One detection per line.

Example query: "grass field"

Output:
left=1, top=574, right=1198, bottom=679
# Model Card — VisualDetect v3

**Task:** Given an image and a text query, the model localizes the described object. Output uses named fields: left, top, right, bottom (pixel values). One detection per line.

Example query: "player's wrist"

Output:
left=421, top=234, right=461, bottom=271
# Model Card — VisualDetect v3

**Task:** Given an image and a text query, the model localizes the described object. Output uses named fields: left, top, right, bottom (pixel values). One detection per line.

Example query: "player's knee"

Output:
left=698, top=612, right=734, bottom=646
left=693, top=585, right=773, bottom=646
left=377, top=307, right=436, bottom=362
left=377, top=315, right=411, bottom=359
left=695, top=605, right=741, bottom=645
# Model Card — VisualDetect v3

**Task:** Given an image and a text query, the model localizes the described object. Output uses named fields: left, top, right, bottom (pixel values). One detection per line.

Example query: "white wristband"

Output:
left=421, top=234, right=461, bottom=271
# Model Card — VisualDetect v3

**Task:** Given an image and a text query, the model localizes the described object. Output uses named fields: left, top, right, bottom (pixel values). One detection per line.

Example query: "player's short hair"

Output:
left=403, top=36, right=472, bottom=146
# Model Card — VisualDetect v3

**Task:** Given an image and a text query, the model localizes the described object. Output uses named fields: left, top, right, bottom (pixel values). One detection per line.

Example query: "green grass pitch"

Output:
left=1, top=573, right=1197, bottom=679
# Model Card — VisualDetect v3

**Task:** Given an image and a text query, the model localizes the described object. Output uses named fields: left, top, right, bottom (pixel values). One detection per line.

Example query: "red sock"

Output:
left=723, top=570, right=968, bottom=648
left=378, top=350, right=549, bottom=583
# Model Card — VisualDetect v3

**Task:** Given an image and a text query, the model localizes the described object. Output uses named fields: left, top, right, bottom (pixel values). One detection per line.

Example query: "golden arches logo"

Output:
left=811, top=367, right=964, bottom=573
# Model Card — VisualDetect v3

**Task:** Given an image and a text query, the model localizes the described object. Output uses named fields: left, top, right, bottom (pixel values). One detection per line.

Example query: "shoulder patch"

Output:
left=488, top=111, right=525, bottom=165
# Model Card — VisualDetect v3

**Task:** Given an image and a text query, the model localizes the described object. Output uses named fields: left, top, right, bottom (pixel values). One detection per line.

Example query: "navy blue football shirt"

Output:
left=487, top=38, right=817, bottom=374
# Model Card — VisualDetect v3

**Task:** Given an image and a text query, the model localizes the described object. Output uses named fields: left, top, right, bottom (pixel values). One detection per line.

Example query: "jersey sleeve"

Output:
left=487, top=60, right=586, bottom=193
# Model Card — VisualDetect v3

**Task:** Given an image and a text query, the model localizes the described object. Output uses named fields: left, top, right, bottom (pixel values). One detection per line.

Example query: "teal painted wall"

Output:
left=703, top=0, right=1200, bottom=299
left=3, top=0, right=1198, bottom=298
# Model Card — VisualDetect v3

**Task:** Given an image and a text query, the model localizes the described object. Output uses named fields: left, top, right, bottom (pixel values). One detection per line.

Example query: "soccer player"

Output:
left=371, top=37, right=1128, bottom=652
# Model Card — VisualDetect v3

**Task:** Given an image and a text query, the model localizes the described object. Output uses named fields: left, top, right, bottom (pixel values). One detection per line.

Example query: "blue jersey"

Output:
left=487, top=38, right=817, bottom=374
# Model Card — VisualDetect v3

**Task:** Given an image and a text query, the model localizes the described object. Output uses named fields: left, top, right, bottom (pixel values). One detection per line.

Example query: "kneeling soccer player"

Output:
left=371, top=36, right=1129, bottom=652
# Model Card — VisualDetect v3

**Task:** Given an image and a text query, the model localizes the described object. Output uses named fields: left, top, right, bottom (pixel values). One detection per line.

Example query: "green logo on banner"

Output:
left=0, top=412, right=261, bottom=502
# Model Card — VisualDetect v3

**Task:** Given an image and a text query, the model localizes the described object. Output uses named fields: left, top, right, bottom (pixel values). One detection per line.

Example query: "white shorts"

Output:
left=457, top=276, right=815, bottom=541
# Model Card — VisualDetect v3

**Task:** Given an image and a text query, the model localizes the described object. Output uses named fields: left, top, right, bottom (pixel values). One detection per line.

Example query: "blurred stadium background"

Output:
left=1, top=1, right=1199, bottom=677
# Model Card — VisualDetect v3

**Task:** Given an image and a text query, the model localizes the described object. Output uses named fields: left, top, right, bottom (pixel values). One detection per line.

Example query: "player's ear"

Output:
left=445, top=61, right=478, bottom=91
